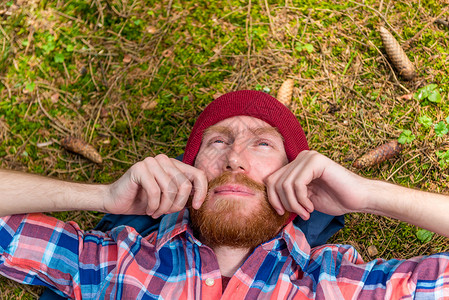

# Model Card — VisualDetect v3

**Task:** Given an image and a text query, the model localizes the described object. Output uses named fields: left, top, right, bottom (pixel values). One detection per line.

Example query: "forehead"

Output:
left=203, top=116, right=281, bottom=137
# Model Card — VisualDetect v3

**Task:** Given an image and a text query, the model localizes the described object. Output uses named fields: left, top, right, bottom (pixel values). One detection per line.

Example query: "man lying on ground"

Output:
left=1, top=90, right=449, bottom=299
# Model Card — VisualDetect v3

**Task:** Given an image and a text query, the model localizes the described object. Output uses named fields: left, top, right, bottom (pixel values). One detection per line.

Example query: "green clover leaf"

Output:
left=25, top=82, right=35, bottom=92
left=428, top=89, right=442, bottom=103
left=437, top=150, right=449, bottom=168
left=434, top=121, right=448, bottom=137
left=414, top=84, right=439, bottom=102
left=398, top=130, right=415, bottom=144
left=295, top=42, right=314, bottom=54
left=418, top=115, right=433, bottom=128
left=54, top=53, right=65, bottom=63
left=416, top=229, right=434, bottom=243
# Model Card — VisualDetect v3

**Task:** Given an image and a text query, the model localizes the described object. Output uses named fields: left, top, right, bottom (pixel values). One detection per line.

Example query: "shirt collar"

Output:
left=154, top=209, right=312, bottom=269
left=277, top=221, right=311, bottom=269
left=155, top=208, right=199, bottom=250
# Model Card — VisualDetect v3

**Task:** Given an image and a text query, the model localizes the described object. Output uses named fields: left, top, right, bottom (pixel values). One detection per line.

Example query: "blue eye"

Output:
left=208, top=139, right=228, bottom=146
left=258, top=141, right=270, bottom=147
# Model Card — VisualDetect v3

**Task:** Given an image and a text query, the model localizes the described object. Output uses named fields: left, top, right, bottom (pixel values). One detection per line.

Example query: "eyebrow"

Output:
left=203, top=126, right=233, bottom=138
left=202, top=126, right=283, bottom=141
left=250, top=127, right=284, bottom=141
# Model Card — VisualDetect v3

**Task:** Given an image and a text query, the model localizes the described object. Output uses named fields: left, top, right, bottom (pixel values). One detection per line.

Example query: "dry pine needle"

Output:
left=61, top=136, right=103, bottom=164
left=353, top=140, right=403, bottom=169
left=379, top=26, right=416, bottom=81
left=277, top=79, right=294, bottom=107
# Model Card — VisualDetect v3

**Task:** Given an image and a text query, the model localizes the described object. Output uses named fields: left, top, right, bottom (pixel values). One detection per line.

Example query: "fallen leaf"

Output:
left=36, top=141, right=54, bottom=148
left=51, top=93, right=60, bottom=103
left=100, top=107, right=109, bottom=118
left=367, top=245, right=378, bottom=257
left=397, top=93, right=414, bottom=101
left=147, top=26, right=157, bottom=34
left=162, top=49, right=173, bottom=58
left=123, top=54, right=132, bottom=63
left=213, top=92, right=223, bottom=99
left=141, top=100, right=157, bottom=110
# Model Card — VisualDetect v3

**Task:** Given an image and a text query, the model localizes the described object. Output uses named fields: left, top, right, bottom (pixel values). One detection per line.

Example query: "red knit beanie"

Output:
left=183, top=90, right=309, bottom=224
left=183, top=90, right=309, bottom=165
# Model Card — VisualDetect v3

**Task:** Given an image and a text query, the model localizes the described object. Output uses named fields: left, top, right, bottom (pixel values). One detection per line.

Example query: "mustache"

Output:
left=207, top=172, right=266, bottom=194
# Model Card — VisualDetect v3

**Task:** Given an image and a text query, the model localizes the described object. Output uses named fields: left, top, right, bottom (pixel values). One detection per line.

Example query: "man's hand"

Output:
left=105, top=155, right=207, bottom=218
left=265, top=150, right=369, bottom=220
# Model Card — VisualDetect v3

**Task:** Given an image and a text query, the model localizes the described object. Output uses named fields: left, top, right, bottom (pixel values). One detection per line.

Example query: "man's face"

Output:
left=194, top=115, right=288, bottom=189
left=190, top=116, right=289, bottom=248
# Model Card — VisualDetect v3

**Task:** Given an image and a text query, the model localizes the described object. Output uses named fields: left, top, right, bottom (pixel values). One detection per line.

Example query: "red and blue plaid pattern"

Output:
left=1, top=211, right=449, bottom=299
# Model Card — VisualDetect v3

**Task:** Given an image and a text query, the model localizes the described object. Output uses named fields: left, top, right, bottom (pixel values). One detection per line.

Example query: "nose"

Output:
left=224, top=143, right=249, bottom=172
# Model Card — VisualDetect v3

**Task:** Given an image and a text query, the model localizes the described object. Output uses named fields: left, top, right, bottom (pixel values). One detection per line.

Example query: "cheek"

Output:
left=250, top=157, right=287, bottom=180
left=195, top=154, right=222, bottom=180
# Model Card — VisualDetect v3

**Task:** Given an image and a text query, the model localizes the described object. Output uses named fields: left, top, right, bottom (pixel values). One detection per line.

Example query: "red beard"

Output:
left=189, top=172, right=289, bottom=249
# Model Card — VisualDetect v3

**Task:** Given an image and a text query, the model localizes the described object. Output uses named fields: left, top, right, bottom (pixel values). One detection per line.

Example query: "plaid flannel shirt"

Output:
left=1, top=210, right=449, bottom=299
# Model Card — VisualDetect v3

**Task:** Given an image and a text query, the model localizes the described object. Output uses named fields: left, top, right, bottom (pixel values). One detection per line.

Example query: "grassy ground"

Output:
left=0, top=0, right=448, bottom=298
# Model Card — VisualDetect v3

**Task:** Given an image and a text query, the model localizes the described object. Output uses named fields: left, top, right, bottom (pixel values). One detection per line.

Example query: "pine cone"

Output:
left=353, top=140, right=403, bottom=169
left=61, top=136, right=103, bottom=164
left=276, top=79, right=294, bottom=107
left=379, top=26, right=416, bottom=81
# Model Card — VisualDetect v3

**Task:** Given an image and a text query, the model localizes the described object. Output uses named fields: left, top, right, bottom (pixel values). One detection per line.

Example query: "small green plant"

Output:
left=41, top=34, right=56, bottom=54
left=25, top=82, right=35, bottom=92
left=295, top=42, right=314, bottom=54
left=436, top=150, right=449, bottom=168
left=414, top=84, right=442, bottom=103
left=398, top=129, right=415, bottom=144
left=434, top=121, right=448, bottom=137
left=416, top=229, right=434, bottom=243
left=418, top=115, right=432, bottom=128
left=54, top=53, right=65, bottom=63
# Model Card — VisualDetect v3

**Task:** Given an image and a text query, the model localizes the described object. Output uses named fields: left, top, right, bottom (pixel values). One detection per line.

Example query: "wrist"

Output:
left=361, top=179, right=401, bottom=216
left=64, top=182, right=109, bottom=212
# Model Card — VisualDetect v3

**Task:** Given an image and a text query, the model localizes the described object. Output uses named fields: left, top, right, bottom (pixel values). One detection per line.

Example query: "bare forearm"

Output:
left=0, top=169, right=107, bottom=216
left=364, top=180, right=449, bottom=238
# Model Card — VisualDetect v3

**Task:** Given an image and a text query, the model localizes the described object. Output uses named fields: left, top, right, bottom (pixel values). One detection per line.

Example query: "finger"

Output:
left=189, top=171, right=208, bottom=209
left=165, top=171, right=192, bottom=214
left=131, top=161, right=162, bottom=215
left=270, top=163, right=311, bottom=219
left=164, top=159, right=197, bottom=210
left=280, top=170, right=313, bottom=220
left=172, top=159, right=208, bottom=209
left=294, top=180, right=314, bottom=213
left=151, top=155, right=180, bottom=218
left=144, top=157, right=177, bottom=218
left=142, top=174, right=161, bottom=215
left=265, top=172, right=286, bottom=215
left=275, top=175, right=295, bottom=213
left=283, top=180, right=311, bottom=220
